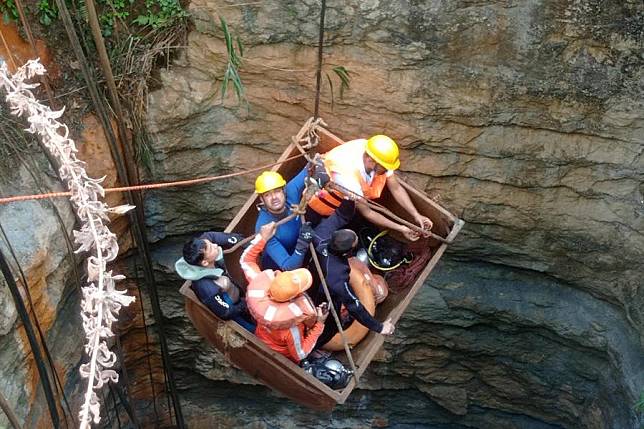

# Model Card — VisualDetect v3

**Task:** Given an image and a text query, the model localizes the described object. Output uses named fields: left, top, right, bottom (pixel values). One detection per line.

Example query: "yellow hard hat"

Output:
left=269, top=268, right=313, bottom=302
left=255, top=171, right=286, bottom=194
left=365, top=135, right=400, bottom=171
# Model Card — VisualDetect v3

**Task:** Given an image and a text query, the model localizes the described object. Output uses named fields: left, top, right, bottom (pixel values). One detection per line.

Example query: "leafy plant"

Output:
left=325, top=65, right=351, bottom=109
left=133, top=0, right=188, bottom=30
left=96, top=0, right=132, bottom=36
left=1, top=0, right=19, bottom=23
left=219, top=16, right=245, bottom=104
left=37, top=0, right=58, bottom=26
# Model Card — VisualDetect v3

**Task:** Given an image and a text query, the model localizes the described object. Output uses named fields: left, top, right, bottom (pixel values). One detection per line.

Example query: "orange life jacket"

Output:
left=241, top=235, right=317, bottom=330
left=246, top=270, right=317, bottom=330
left=255, top=321, right=323, bottom=363
left=308, top=139, right=388, bottom=216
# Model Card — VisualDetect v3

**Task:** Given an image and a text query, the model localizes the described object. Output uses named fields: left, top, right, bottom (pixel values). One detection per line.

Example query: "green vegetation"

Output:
left=95, top=0, right=131, bottom=36
left=1, top=0, right=187, bottom=37
left=1, top=0, right=19, bottom=23
left=219, top=16, right=246, bottom=104
left=325, top=66, right=351, bottom=109
left=37, top=0, right=57, bottom=26
left=133, top=0, right=188, bottom=30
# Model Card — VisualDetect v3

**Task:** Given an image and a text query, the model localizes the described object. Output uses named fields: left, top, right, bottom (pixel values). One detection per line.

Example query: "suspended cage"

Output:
left=180, top=124, right=464, bottom=411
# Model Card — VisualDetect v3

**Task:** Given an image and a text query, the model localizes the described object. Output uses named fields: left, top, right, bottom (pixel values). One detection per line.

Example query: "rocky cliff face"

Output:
left=0, top=0, right=642, bottom=428
left=143, top=0, right=643, bottom=428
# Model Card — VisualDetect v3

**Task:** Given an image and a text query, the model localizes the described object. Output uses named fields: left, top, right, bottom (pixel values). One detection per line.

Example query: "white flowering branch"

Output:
left=0, top=59, right=135, bottom=428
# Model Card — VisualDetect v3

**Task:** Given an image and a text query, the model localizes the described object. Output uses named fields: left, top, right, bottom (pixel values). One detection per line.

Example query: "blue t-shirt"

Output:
left=255, top=167, right=308, bottom=270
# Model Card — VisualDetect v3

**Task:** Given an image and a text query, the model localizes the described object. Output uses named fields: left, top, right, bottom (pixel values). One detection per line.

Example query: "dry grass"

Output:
left=108, top=19, right=188, bottom=173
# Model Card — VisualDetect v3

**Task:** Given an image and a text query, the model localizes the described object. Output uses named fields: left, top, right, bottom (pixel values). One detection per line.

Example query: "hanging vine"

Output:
left=0, top=58, right=135, bottom=428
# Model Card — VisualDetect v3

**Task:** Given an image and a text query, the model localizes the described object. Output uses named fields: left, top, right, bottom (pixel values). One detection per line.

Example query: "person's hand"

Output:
left=316, top=303, right=329, bottom=323
left=400, top=225, right=420, bottom=242
left=260, top=222, right=277, bottom=241
left=414, top=214, right=433, bottom=237
left=298, top=221, right=314, bottom=243
left=308, top=156, right=330, bottom=189
left=380, top=318, right=395, bottom=335
left=216, top=275, right=231, bottom=291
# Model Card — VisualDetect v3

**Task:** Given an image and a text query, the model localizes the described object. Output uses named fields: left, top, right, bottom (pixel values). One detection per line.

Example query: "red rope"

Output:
left=0, top=153, right=306, bottom=205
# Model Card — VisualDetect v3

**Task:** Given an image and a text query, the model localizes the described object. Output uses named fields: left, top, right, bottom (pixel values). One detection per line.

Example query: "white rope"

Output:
left=0, top=58, right=135, bottom=428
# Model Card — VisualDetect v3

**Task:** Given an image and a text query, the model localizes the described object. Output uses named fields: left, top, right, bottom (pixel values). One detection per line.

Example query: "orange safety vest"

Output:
left=309, top=139, right=388, bottom=216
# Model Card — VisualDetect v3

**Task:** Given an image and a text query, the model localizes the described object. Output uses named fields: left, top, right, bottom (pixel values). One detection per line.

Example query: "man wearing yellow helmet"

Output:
left=254, top=167, right=314, bottom=270
left=307, top=135, right=432, bottom=241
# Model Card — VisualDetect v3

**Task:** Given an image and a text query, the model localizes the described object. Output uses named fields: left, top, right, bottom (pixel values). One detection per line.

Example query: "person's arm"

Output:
left=285, top=323, right=324, bottom=363
left=193, top=279, right=247, bottom=320
left=201, top=232, right=245, bottom=249
left=342, top=282, right=384, bottom=333
left=327, top=257, right=384, bottom=333
left=240, top=235, right=266, bottom=281
left=241, top=222, right=276, bottom=281
left=355, top=198, right=417, bottom=237
left=264, top=235, right=307, bottom=270
left=386, top=174, right=433, bottom=233
left=285, top=306, right=327, bottom=362
left=286, top=166, right=308, bottom=201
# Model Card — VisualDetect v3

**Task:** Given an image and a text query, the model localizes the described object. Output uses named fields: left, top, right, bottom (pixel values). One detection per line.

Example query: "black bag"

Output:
left=359, top=227, right=412, bottom=272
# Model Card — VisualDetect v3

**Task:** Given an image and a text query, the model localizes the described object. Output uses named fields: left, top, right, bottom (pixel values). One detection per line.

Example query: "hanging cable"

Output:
left=0, top=126, right=81, bottom=427
left=129, top=257, right=161, bottom=426
left=113, top=331, right=141, bottom=428
left=0, top=388, right=21, bottom=429
left=313, top=0, right=327, bottom=119
left=108, top=386, right=122, bottom=429
left=0, top=223, right=72, bottom=428
left=0, top=248, right=60, bottom=428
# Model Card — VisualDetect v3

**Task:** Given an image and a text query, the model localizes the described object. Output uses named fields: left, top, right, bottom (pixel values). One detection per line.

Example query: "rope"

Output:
left=223, top=178, right=317, bottom=255
left=326, top=182, right=452, bottom=244
left=313, top=0, right=327, bottom=119
left=291, top=116, right=326, bottom=155
left=0, top=153, right=307, bottom=205
left=222, top=210, right=298, bottom=255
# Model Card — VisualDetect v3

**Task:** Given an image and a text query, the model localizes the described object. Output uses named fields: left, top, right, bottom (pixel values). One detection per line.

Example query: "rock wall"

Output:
left=144, top=0, right=643, bottom=428
left=0, top=149, right=81, bottom=428
left=0, top=0, right=641, bottom=428
left=0, top=105, right=130, bottom=427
